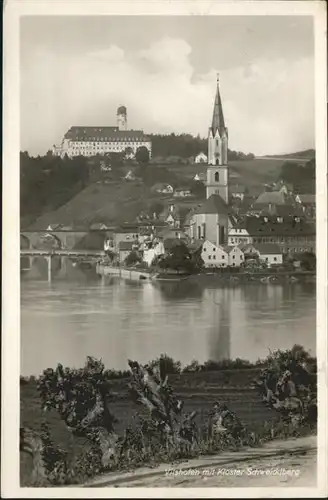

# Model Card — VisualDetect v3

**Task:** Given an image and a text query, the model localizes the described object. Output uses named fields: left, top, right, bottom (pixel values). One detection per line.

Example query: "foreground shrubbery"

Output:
left=20, top=345, right=317, bottom=486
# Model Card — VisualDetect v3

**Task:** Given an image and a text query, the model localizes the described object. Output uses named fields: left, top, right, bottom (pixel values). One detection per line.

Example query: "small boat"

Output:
left=151, top=272, right=190, bottom=282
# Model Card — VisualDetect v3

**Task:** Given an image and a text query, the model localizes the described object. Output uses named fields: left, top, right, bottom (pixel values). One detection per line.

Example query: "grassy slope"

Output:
left=263, top=149, right=315, bottom=159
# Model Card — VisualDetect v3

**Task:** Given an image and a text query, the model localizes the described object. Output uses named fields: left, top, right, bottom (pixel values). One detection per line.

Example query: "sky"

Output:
left=20, top=15, right=315, bottom=156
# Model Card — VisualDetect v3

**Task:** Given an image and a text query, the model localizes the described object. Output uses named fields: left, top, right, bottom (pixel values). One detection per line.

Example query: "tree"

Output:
left=189, top=180, right=206, bottom=198
left=136, top=146, right=150, bottom=165
left=124, top=147, right=134, bottom=158
left=157, top=242, right=200, bottom=274
left=148, top=201, right=164, bottom=218
left=190, top=245, right=205, bottom=271
left=125, top=250, right=142, bottom=267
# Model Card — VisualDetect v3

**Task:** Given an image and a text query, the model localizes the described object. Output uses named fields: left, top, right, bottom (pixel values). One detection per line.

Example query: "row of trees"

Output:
left=20, top=151, right=90, bottom=225
left=149, top=133, right=255, bottom=160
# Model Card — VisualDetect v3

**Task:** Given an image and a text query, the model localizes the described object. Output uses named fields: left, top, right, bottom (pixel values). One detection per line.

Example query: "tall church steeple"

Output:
left=211, top=74, right=226, bottom=138
left=206, top=75, right=229, bottom=202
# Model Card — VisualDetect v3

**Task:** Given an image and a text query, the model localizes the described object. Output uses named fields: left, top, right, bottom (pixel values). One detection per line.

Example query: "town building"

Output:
left=118, top=241, right=138, bottom=263
left=230, top=185, right=246, bottom=202
left=295, top=194, right=316, bottom=219
left=157, top=226, right=187, bottom=241
left=141, top=239, right=165, bottom=267
left=228, top=216, right=315, bottom=254
left=52, top=106, right=152, bottom=159
left=195, top=152, right=208, bottom=164
left=151, top=183, right=174, bottom=195
left=193, top=173, right=206, bottom=182
left=159, top=204, right=183, bottom=228
left=201, top=240, right=228, bottom=268
left=110, top=225, right=139, bottom=252
left=186, top=195, right=233, bottom=246
left=173, top=188, right=192, bottom=198
left=254, top=244, right=283, bottom=267
left=223, top=245, right=245, bottom=267
left=238, top=243, right=260, bottom=260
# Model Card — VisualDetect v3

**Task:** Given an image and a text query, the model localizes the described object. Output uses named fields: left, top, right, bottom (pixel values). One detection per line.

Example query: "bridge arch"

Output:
left=34, top=232, right=63, bottom=250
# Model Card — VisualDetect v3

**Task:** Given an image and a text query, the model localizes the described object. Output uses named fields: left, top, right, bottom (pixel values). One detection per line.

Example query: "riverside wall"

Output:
left=96, top=264, right=152, bottom=280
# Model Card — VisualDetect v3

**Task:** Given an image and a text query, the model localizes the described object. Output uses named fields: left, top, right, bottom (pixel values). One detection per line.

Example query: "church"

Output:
left=186, top=76, right=233, bottom=246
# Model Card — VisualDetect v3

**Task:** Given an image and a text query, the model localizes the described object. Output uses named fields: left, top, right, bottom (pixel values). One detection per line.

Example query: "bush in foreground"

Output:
left=20, top=345, right=317, bottom=486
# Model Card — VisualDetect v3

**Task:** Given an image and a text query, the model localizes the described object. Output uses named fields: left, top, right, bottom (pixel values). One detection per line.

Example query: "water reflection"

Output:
left=20, top=277, right=316, bottom=376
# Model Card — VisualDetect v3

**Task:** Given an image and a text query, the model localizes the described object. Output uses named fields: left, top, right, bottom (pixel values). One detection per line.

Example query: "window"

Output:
left=213, top=255, right=216, bottom=260
left=215, top=172, right=219, bottom=182
left=203, top=247, right=206, bottom=252
left=213, top=248, right=215, bottom=252
left=222, top=255, right=225, bottom=259
left=208, top=255, right=211, bottom=260
left=273, top=257, right=277, bottom=261
left=232, top=255, right=235, bottom=259
left=216, top=139, right=219, bottom=146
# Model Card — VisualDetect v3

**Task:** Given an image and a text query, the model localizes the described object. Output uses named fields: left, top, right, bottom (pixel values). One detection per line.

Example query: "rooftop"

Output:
left=194, top=194, right=230, bottom=216
left=254, top=191, right=288, bottom=206
left=254, top=243, right=282, bottom=255
left=233, top=216, right=315, bottom=236
left=64, top=127, right=150, bottom=142
left=118, top=241, right=135, bottom=251
left=297, top=194, right=316, bottom=204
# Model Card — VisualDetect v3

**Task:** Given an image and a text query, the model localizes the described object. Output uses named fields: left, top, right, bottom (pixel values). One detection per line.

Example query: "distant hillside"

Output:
left=263, top=149, right=315, bottom=160
left=22, top=157, right=288, bottom=230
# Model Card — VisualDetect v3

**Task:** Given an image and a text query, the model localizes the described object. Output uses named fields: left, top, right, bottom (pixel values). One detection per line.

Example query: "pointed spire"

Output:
left=211, top=75, right=226, bottom=136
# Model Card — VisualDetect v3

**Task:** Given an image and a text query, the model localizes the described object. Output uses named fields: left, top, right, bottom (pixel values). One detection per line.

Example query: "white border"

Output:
left=2, top=1, right=327, bottom=498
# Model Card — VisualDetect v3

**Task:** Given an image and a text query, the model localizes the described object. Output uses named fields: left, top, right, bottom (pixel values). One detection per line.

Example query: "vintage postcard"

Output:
left=2, top=0, right=327, bottom=497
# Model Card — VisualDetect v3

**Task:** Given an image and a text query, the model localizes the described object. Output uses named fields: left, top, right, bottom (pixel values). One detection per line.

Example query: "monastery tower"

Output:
left=117, top=105, right=127, bottom=131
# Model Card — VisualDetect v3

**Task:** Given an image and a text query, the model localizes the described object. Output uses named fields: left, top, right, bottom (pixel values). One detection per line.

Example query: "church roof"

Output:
left=211, top=78, right=227, bottom=137
left=194, top=194, right=231, bottom=216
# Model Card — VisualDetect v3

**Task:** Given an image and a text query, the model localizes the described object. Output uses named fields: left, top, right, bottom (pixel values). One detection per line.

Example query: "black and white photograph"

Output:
left=2, top=0, right=327, bottom=497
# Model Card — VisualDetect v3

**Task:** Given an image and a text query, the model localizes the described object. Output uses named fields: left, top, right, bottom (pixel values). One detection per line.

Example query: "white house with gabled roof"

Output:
left=223, top=245, right=245, bottom=267
left=201, top=240, right=228, bottom=268
left=254, top=244, right=283, bottom=267
left=195, top=152, right=208, bottom=164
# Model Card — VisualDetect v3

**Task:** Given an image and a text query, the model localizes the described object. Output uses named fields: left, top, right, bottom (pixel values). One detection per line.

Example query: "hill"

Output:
left=262, top=149, right=315, bottom=160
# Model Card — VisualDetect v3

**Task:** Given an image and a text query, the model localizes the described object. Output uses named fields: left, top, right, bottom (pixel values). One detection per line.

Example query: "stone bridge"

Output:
left=20, top=230, right=112, bottom=251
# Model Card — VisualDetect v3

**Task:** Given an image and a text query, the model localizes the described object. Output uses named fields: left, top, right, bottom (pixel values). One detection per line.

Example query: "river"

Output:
left=20, top=274, right=316, bottom=376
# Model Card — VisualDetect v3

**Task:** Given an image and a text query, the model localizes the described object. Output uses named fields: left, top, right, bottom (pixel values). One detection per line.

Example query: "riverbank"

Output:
left=96, top=262, right=316, bottom=285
